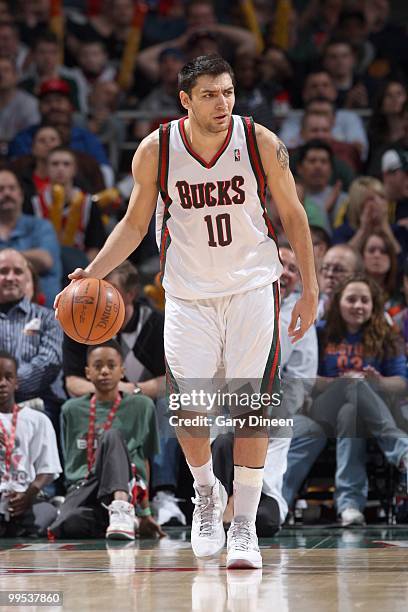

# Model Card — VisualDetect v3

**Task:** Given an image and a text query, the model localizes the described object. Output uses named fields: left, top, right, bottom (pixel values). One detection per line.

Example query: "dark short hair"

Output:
left=298, top=139, right=334, bottom=167
left=0, top=167, right=24, bottom=192
left=305, top=97, right=335, bottom=111
left=86, top=340, right=123, bottom=363
left=178, top=54, right=234, bottom=96
left=47, top=145, right=76, bottom=162
left=33, top=30, right=59, bottom=49
left=324, top=37, right=354, bottom=55
left=338, top=10, right=366, bottom=27
left=0, top=350, right=18, bottom=371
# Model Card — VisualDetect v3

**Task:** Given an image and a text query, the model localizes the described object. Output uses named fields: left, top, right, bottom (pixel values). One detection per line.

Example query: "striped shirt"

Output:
left=0, top=297, right=63, bottom=401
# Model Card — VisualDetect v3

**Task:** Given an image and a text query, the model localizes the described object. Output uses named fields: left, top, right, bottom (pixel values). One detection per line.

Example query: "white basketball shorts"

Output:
left=164, top=282, right=280, bottom=412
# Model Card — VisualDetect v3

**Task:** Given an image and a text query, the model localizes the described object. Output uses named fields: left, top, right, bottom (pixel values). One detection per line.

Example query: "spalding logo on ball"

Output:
left=58, top=278, right=125, bottom=344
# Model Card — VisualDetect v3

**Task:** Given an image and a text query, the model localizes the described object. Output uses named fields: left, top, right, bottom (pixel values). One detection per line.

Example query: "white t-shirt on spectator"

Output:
left=0, top=407, right=62, bottom=493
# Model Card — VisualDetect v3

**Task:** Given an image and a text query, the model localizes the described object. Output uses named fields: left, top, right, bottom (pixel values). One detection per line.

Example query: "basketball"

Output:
left=57, top=278, right=125, bottom=344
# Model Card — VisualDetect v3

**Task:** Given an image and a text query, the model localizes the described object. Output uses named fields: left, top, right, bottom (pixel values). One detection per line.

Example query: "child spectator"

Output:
left=0, top=350, right=61, bottom=537
left=49, top=340, right=163, bottom=540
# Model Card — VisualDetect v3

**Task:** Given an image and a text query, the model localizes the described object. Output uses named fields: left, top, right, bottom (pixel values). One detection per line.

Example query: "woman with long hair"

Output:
left=332, top=176, right=401, bottom=256
left=368, top=80, right=407, bottom=152
left=360, top=229, right=401, bottom=313
left=311, top=275, right=408, bottom=525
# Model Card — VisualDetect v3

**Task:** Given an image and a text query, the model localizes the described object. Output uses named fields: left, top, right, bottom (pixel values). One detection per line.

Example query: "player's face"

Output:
left=0, top=250, right=28, bottom=304
left=339, top=282, right=373, bottom=333
left=180, top=73, right=235, bottom=134
left=0, top=357, right=17, bottom=409
left=86, top=347, right=124, bottom=393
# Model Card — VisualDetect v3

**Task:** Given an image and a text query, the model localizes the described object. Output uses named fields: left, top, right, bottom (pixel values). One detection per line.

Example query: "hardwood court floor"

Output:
left=0, top=527, right=407, bottom=611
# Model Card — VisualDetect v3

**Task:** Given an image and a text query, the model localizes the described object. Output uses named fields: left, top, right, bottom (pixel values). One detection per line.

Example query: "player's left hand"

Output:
left=138, top=515, right=166, bottom=539
left=288, top=291, right=318, bottom=343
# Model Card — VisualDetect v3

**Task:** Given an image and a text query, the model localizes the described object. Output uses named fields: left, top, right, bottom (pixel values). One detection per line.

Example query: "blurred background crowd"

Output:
left=0, top=0, right=408, bottom=538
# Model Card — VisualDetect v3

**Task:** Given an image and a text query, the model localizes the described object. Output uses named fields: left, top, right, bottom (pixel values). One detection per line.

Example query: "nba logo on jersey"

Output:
left=234, top=148, right=240, bottom=161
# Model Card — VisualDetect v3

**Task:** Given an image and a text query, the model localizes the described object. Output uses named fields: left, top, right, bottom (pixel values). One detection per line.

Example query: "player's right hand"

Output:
left=53, top=268, right=90, bottom=315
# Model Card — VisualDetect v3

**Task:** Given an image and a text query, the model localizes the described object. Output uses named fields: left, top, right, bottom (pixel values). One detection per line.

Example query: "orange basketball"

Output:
left=57, top=278, right=125, bottom=344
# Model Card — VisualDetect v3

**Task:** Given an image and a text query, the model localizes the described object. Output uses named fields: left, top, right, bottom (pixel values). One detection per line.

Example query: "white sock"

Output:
left=188, top=457, right=216, bottom=487
left=233, top=465, right=264, bottom=522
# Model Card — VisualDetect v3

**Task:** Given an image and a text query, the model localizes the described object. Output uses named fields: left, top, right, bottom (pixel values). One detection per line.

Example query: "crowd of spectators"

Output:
left=0, top=0, right=408, bottom=538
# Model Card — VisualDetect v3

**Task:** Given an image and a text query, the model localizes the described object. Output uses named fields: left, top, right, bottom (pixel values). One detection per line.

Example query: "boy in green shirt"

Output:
left=49, top=340, right=164, bottom=540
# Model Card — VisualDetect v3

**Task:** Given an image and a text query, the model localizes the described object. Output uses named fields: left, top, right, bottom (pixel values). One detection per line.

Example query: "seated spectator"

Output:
left=296, top=140, right=348, bottom=235
left=322, top=38, right=369, bottom=109
left=8, top=78, right=113, bottom=188
left=364, top=0, right=408, bottom=76
left=10, top=124, right=105, bottom=200
left=0, top=21, right=29, bottom=77
left=0, top=170, right=61, bottom=306
left=0, top=249, right=64, bottom=423
left=334, top=9, right=376, bottom=76
left=332, top=176, right=403, bottom=257
left=360, top=230, right=401, bottom=314
left=311, top=276, right=408, bottom=525
left=136, top=0, right=257, bottom=82
left=48, top=341, right=164, bottom=540
left=67, top=0, right=147, bottom=67
left=72, top=38, right=116, bottom=107
left=291, top=111, right=356, bottom=188
left=232, top=52, right=275, bottom=132
left=317, top=244, right=363, bottom=321
left=0, top=350, right=61, bottom=537
left=279, top=69, right=368, bottom=159
left=212, top=246, right=318, bottom=536
left=134, top=48, right=185, bottom=140
left=282, top=244, right=363, bottom=512
left=20, top=30, right=86, bottom=113
left=30, top=146, right=107, bottom=262
left=368, top=80, right=407, bottom=170
left=76, top=81, right=125, bottom=156
left=9, top=125, right=62, bottom=203
left=0, top=56, right=40, bottom=155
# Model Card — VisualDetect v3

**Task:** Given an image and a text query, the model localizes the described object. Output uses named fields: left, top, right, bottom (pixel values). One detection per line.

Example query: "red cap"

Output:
left=39, top=78, right=71, bottom=98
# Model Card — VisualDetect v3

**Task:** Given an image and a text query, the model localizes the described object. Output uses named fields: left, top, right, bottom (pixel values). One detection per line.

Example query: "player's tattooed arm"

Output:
left=276, top=139, right=289, bottom=170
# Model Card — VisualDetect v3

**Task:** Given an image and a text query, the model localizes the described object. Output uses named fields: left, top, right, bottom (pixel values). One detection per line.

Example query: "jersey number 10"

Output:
left=204, top=213, right=232, bottom=247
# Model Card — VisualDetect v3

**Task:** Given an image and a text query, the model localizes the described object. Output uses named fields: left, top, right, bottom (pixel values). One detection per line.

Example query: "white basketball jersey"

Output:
left=156, top=115, right=282, bottom=299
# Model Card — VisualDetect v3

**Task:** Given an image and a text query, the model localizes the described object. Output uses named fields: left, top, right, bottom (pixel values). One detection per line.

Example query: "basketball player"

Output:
left=55, top=55, right=318, bottom=569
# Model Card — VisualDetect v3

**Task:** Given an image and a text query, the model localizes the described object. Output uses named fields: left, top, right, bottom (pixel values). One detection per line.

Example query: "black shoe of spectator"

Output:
left=256, top=494, right=281, bottom=537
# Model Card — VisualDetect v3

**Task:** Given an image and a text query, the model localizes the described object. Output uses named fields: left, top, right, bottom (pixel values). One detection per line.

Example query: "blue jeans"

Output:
left=311, top=380, right=408, bottom=512
left=282, top=414, right=327, bottom=509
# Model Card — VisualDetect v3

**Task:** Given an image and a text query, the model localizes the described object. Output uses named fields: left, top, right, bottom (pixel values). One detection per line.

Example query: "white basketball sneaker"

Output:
left=340, top=507, right=365, bottom=527
left=226, top=519, right=262, bottom=569
left=191, top=479, right=228, bottom=557
left=106, top=500, right=136, bottom=540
